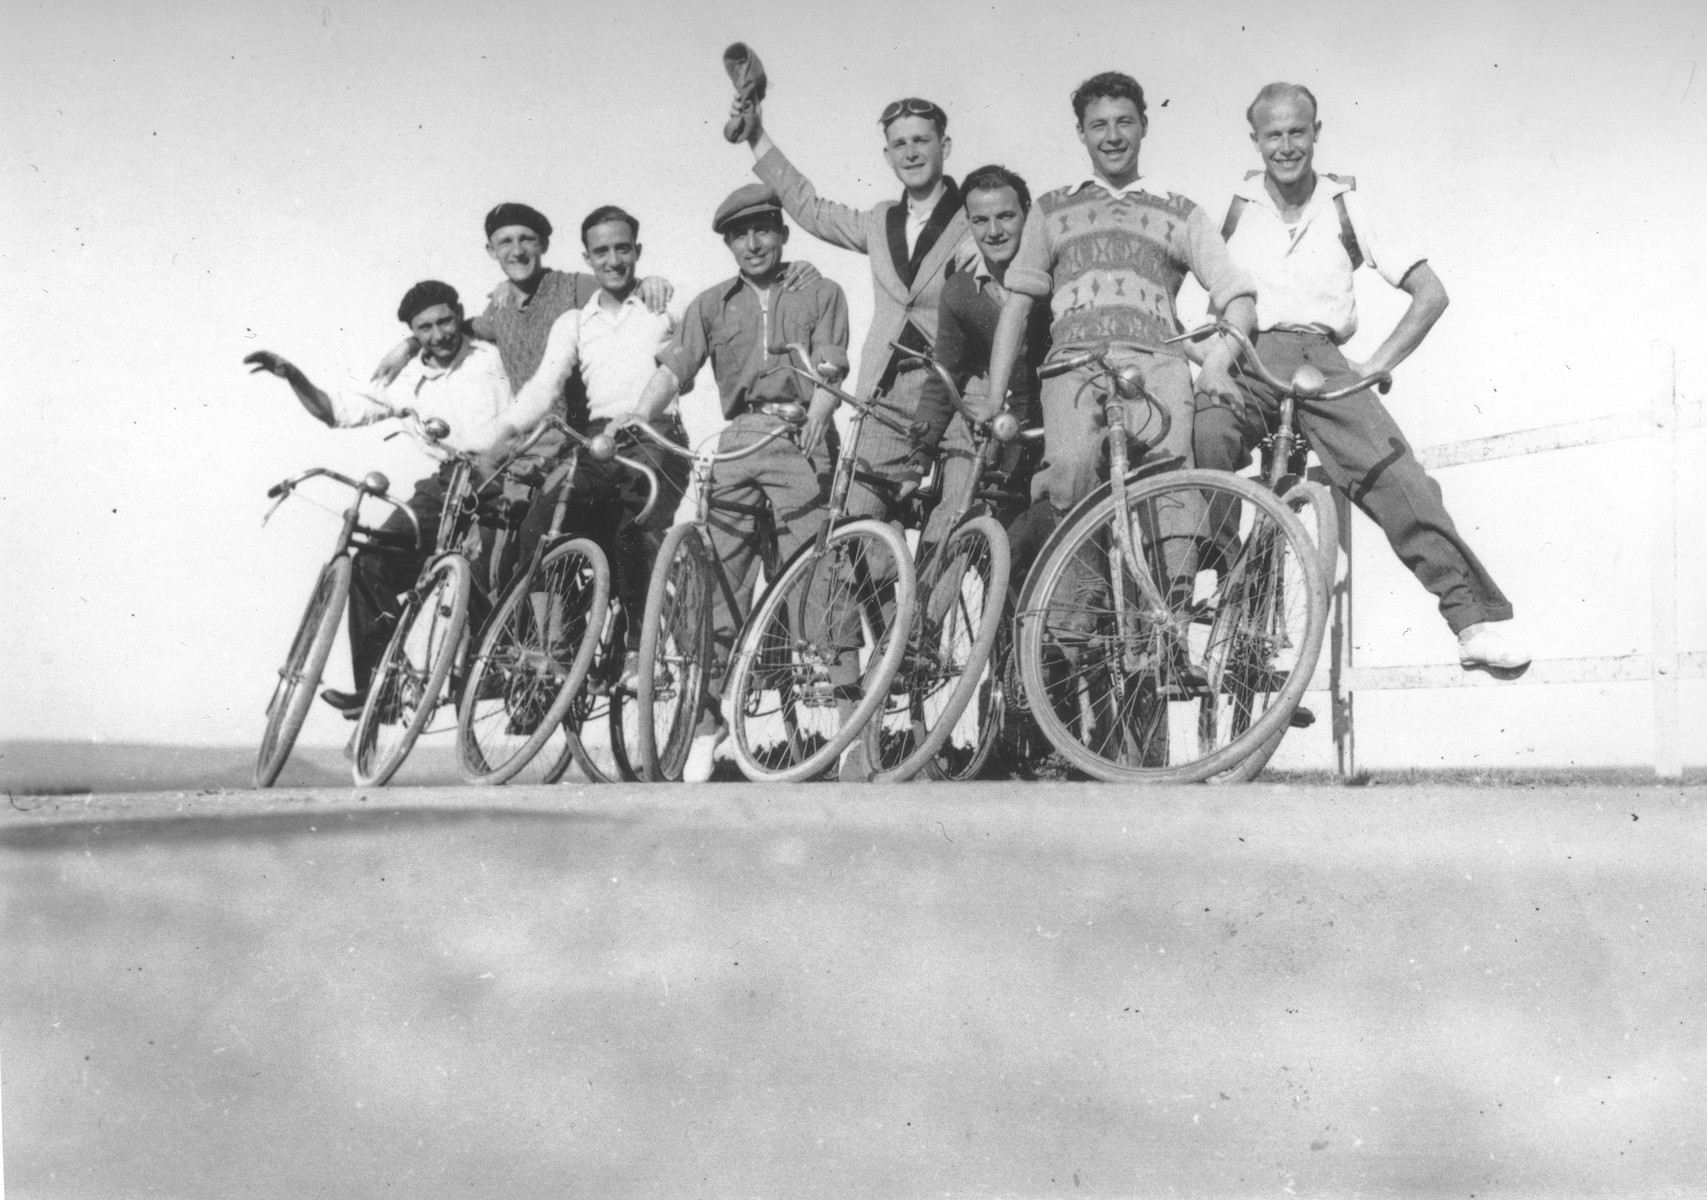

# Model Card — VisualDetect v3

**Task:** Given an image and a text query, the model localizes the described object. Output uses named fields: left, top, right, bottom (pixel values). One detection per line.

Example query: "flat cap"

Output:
left=484, top=202, right=553, bottom=240
left=397, top=280, right=461, bottom=324
left=712, top=183, right=784, bottom=234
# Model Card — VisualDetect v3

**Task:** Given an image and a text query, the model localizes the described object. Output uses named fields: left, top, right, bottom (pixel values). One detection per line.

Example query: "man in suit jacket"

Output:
left=733, top=94, right=978, bottom=522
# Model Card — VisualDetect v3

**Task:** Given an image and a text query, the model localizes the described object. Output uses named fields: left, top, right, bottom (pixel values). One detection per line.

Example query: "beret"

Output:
left=483, top=202, right=553, bottom=240
left=712, top=183, right=784, bottom=234
left=396, top=280, right=461, bottom=324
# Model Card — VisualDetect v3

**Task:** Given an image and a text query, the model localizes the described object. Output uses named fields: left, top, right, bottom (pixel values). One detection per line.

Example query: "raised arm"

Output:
left=244, top=351, right=338, bottom=426
left=741, top=105, right=870, bottom=254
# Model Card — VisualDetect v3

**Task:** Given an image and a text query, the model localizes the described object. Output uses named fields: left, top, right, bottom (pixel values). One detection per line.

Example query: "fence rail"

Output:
left=1321, top=341, right=1699, bottom=781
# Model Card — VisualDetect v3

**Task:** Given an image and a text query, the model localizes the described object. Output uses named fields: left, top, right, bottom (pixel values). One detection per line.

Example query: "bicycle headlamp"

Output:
left=989, top=412, right=1021, bottom=443
left=1113, top=362, right=1147, bottom=400
left=423, top=417, right=451, bottom=441
left=1289, top=365, right=1327, bottom=398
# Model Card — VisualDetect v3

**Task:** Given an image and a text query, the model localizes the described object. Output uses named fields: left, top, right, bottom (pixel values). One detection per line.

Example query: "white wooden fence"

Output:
left=1317, top=342, right=1701, bottom=780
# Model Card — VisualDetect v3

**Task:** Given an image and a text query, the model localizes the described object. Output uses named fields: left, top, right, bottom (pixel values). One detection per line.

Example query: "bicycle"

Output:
left=348, top=411, right=555, bottom=787
left=454, top=417, right=659, bottom=786
left=1013, top=339, right=1330, bottom=782
left=631, top=348, right=920, bottom=783
left=854, top=341, right=1047, bottom=782
left=253, top=463, right=418, bottom=789
left=626, top=408, right=802, bottom=782
left=1170, top=320, right=1389, bottom=780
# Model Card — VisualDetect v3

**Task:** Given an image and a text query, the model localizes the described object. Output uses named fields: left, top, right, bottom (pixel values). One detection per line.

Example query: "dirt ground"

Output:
left=4, top=781, right=1704, bottom=1198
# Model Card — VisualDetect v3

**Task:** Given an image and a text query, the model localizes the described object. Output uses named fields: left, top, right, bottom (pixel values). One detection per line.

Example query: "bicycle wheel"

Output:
left=1213, top=478, right=1337, bottom=783
left=255, top=557, right=352, bottom=789
left=351, top=553, right=472, bottom=787
left=725, top=518, right=916, bottom=783
left=563, top=600, right=640, bottom=784
left=456, top=537, right=609, bottom=786
left=636, top=524, right=715, bottom=782
left=1016, top=469, right=1325, bottom=783
left=865, top=514, right=1010, bottom=782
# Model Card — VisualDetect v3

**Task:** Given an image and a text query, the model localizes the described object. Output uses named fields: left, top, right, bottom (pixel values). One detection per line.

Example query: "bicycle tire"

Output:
left=865, top=514, right=1010, bottom=782
left=724, top=518, right=917, bottom=783
left=1213, top=478, right=1337, bottom=783
left=254, top=557, right=352, bottom=789
left=455, top=537, right=609, bottom=786
left=351, top=553, right=472, bottom=787
left=562, top=599, right=639, bottom=784
left=1015, top=468, right=1326, bottom=783
left=636, top=524, right=715, bottom=782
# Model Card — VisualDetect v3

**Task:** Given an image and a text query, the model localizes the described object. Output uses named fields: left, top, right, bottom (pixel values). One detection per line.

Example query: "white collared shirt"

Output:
left=574, top=289, right=678, bottom=422
left=904, top=182, right=948, bottom=256
left=1223, top=172, right=1425, bottom=342
left=331, top=339, right=512, bottom=455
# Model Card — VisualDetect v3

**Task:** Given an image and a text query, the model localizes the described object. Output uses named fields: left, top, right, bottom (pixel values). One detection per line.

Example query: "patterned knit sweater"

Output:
left=1005, top=179, right=1254, bottom=357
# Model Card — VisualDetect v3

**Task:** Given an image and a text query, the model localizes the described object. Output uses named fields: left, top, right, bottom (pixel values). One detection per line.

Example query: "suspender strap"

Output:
left=1224, top=171, right=1364, bottom=271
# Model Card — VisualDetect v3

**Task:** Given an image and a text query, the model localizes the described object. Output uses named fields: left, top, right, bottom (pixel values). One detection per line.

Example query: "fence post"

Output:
left=1331, top=489, right=1357, bottom=777
left=1652, top=341, right=1680, bottom=781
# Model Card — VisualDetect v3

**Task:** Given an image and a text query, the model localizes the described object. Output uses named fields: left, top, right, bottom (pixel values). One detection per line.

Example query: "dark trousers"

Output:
left=1193, top=329, right=1513, bottom=634
left=347, top=466, right=448, bottom=693
left=516, top=414, right=694, bottom=651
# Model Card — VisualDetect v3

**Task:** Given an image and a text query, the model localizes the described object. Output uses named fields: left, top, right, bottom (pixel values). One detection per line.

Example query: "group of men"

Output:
left=247, top=64, right=1528, bottom=782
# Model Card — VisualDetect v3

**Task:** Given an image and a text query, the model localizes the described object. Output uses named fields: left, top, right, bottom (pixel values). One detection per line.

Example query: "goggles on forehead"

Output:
left=879, top=97, right=947, bottom=131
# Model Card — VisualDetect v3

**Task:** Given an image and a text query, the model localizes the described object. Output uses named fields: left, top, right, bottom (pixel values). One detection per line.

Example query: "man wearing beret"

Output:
left=629, top=184, right=849, bottom=780
left=732, top=90, right=978, bottom=525
left=246, top=281, right=515, bottom=714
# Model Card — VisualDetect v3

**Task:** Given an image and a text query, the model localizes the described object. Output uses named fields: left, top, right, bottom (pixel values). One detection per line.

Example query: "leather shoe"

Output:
left=320, top=687, right=366, bottom=716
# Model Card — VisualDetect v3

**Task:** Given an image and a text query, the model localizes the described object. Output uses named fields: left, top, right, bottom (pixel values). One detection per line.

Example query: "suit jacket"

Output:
left=754, top=144, right=976, bottom=398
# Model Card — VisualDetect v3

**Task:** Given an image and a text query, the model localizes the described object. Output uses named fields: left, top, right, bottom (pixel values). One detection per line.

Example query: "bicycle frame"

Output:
left=1032, top=343, right=1180, bottom=699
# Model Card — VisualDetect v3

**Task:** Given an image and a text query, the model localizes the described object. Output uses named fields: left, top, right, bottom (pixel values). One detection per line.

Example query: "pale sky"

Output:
left=3, top=0, right=1703, bottom=764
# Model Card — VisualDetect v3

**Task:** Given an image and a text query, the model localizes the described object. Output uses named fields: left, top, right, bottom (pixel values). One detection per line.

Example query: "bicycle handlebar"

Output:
left=1167, top=322, right=1392, bottom=401
left=622, top=414, right=803, bottom=468
left=261, top=466, right=421, bottom=546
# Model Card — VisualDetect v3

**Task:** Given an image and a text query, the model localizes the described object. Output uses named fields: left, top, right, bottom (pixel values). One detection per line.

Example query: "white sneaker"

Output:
left=1457, top=622, right=1531, bottom=674
left=683, top=728, right=726, bottom=783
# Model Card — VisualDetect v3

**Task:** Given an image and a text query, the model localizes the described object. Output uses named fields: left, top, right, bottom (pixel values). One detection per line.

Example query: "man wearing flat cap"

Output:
left=731, top=80, right=977, bottom=525
left=613, top=183, right=848, bottom=780
left=245, top=281, right=515, bottom=714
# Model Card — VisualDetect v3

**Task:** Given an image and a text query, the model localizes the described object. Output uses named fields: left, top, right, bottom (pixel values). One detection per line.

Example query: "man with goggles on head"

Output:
left=729, top=85, right=978, bottom=527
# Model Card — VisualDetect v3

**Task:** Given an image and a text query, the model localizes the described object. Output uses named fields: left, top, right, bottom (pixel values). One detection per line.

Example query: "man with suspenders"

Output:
left=1196, top=82, right=1528, bottom=673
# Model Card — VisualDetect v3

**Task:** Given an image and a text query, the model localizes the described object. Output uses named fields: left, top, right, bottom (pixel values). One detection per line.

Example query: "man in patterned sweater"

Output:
left=983, top=71, right=1256, bottom=521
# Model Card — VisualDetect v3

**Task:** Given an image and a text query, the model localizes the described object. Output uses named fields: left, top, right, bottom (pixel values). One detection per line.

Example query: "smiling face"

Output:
left=408, top=302, right=464, bottom=366
left=964, top=185, right=1026, bottom=268
left=1250, top=92, right=1320, bottom=189
left=1076, top=96, right=1146, bottom=186
left=881, top=115, right=950, bottom=195
left=485, top=224, right=548, bottom=286
left=582, top=218, right=641, bottom=299
left=722, top=216, right=789, bottom=286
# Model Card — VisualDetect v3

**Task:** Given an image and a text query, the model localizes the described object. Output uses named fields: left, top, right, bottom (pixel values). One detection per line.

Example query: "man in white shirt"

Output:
left=246, top=281, right=516, bottom=712
left=489, top=206, right=693, bottom=679
left=1197, top=83, right=1527, bottom=672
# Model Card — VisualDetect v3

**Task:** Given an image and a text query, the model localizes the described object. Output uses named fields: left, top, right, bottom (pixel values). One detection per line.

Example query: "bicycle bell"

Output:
left=361, top=471, right=390, bottom=495
left=423, top=417, right=451, bottom=441
left=772, top=402, right=807, bottom=425
left=1289, top=365, right=1327, bottom=398
left=586, top=432, right=618, bottom=461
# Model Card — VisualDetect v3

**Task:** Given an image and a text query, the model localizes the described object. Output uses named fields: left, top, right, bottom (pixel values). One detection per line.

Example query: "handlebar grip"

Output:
left=266, top=482, right=287, bottom=499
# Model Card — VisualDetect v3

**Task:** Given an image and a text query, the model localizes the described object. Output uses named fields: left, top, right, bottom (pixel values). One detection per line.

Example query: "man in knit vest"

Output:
left=1197, top=83, right=1528, bottom=673
left=984, top=72, right=1256, bottom=524
left=733, top=92, right=979, bottom=522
